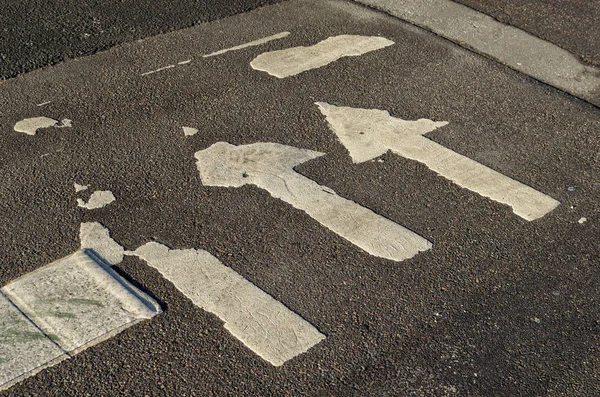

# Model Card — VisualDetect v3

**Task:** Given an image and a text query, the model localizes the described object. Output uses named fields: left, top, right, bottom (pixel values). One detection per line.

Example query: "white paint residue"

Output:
left=36, top=101, right=52, bottom=107
left=182, top=127, right=198, bottom=136
left=177, top=59, right=192, bottom=65
left=250, top=35, right=394, bottom=78
left=74, top=183, right=88, bottom=192
left=56, top=119, right=72, bottom=128
left=195, top=142, right=431, bottom=262
left=0, top=248, right=160, bottom=391
left=13, top=117, right=58, bottom=135
left=77, top=190, right=116, bottom=210
left=79, top=222, right=125, bottom=265
left=141, top=64, right=176, bottom=76
left=316, top=102, right=560, bottom=221
left=131, top=242, right=324, bottom=366
left=203, top=31, right=290, bottom=58
left=578, top=217, right=587, bottom=224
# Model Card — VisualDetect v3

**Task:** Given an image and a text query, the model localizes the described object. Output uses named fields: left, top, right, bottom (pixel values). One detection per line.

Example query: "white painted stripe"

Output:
left=77, top=190, right=116, bottom=209
left=317, top=102, right=560, bottom=221
left=1, top=250, right=160, bottom=353
left=250, top=35, right=394, bottom=78
left=79, top=222, right=125, bottom=265
left=141, top=64, right=176, bottom=76
left=354, top=0, right=600, bottom=106
left=0, top=293, right=66, bottom=391
left=203, top=31, right=290, bottom=58
left=13, top=117, right=58, bottom=135
left=177, top=59, right=192, bottom=65
left=36, top=101, right=52, bottom=107
left=195, top=142, right=431, bottom=261
left=131, top=242, right=325, bottom=366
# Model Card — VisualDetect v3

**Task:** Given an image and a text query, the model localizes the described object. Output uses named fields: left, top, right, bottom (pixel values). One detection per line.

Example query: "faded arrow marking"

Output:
left=195, top=142, right=431, bottom=262
left=316, top=102, right=560, bottom=221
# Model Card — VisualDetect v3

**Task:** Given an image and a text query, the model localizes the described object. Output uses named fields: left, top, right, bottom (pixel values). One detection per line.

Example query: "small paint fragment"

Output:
left=56, top=119, right=72, bottom=128
left=77, top=191, right=116, bottom=210
left=13, top=117, right=58, bottom=135
left=203, top=31, right=290, bottom=58
left=177, top=60, right=192, bottom=65
left=578, top=217, right=587, bottom=224
left=182, top=127, right=198, bottom=136
left=74, top=183, right=88, bottom=193
left=251, top=35, right=394, bottom=78
left=36, top=101, right=52, bottom=107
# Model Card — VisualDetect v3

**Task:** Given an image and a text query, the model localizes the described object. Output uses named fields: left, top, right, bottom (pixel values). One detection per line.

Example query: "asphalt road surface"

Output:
left=1, top=0, right=599, bottom=395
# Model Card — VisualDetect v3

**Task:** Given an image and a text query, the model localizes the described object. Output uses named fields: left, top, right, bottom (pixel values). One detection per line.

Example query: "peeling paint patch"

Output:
left=79, top=222, right=125, bottom=265
left=250, top=35, right=394, bottom=78
left=13, top=117, right=58, bottom=135
left=77, top=190, right=115, bottom=209
left=74, top=183, right=88, bottom=193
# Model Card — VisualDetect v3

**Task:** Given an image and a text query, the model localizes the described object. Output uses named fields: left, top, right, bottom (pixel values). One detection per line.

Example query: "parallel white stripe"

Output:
left=132, top=242, right=325, bottom=366
left=203, top=31, right=290, bottom=58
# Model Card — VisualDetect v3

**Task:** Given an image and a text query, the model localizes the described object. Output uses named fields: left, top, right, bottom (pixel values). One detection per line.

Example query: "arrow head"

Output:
left=195, top=142, right=325, bottom=187
left=316, top=102, right=448, bottom=163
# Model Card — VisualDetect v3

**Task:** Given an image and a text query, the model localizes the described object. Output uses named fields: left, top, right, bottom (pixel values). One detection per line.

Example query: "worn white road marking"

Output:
left=196, top=142, right=431, bottom=261
left=316, top=102, right=560, bottom=221
left=55, top=119, right=72, bottom=128
left=36, top=101, right=52, bottom=107
left=354, top=0, right=600, bottom=107
left=0, top=249, right=161, bottom=391
left=0, top=293, right=66, bottom=391
left=177, top=59, right=192, bottom=65
left=203, top=31, right=290, bottom=58
left=80, top=222, right=125, bottom=265
left=578, top=217, right=587, bottom=224
left=131, top=242, right=324, bottom=366
left=13, top=117, right=58, bottom=135
left=250, top=35, right=394, bottom=78
left=182, top=126, right=198, bottom=136
left=77, top=190, right=116, bottom=209
left=1, top=250, right=160, bottom=353
left=74, top=183, right=88, bottom=192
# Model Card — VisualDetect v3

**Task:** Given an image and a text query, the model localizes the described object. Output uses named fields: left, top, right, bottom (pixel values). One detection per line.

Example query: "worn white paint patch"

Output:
left=74, top=183, right=88, bottom=192
left=177, top=59, right=192, bottom=65
left=203, top=31, right=290, bottom=58
left=79, top=222, right=125, bottom=265
left=77, top=190, right=116, bottom=209
left=250, top=35, right=394, bottom=78
left=0, top=292, right=66, bottom=391
left=182, top=127, right=198, bottom=136
left=1, top=250, right=161, bottom=353
left=195, top=142, right=431, bottom=262
left=578, top=217, right=587, bottom=224
left=131, top=242, right=324, bottom=366
left=316, top=102, right=560, bottom=221
left=13, top=117, right=58, bottom=135
left=36, top=101, right=52, bottom=107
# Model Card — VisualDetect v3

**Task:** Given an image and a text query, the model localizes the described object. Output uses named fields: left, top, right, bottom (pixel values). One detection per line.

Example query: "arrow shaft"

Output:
left=255, top=170, right=431, bottom=262
left=392, top=136, right=559, bottom=220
